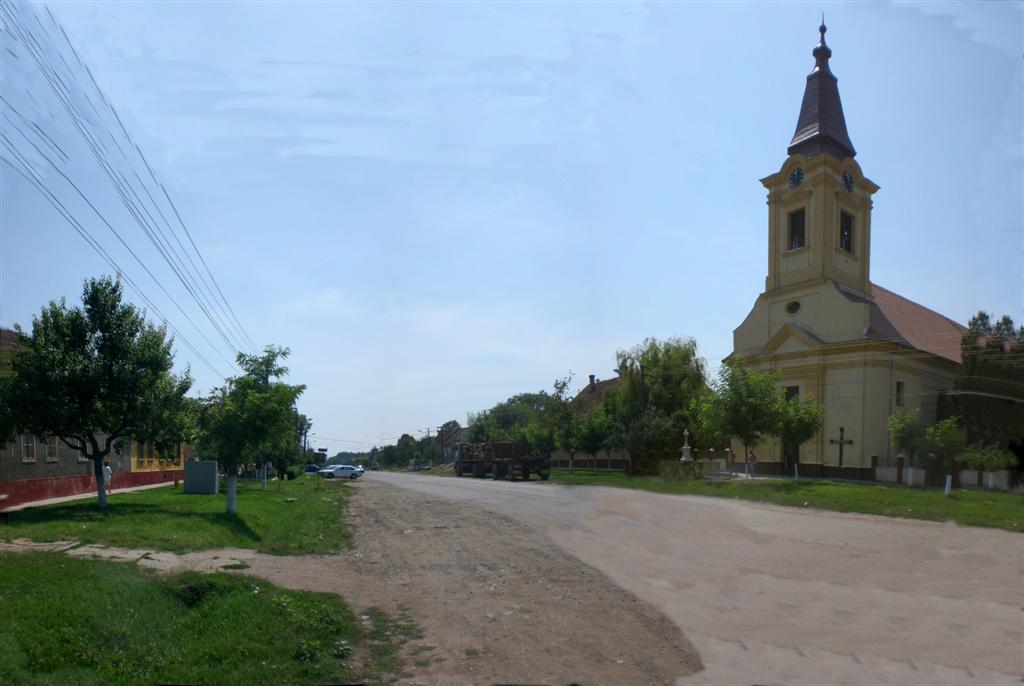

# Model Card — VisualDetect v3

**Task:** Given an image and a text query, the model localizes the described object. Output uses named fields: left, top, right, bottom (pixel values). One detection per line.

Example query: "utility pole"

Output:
left=424, top=427, right=433, bottom=468
left=436, top=425, right=446, bottom=465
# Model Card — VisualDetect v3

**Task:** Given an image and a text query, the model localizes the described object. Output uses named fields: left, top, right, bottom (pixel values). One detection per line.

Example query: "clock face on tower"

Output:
left=789, top=167, right=805, bottom=189
left=841, top=170, right=855, bottom=192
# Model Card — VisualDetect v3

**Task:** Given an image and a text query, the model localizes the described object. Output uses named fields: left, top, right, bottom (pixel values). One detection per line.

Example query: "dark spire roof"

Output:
left=787, top=21, right=856, bottom=160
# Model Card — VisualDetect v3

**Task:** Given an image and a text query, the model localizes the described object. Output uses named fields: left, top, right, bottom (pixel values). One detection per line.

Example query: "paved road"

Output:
left=369, top=471, right=1023, bottom=685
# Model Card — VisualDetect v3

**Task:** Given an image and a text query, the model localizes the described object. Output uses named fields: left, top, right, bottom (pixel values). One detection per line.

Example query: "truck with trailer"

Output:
left=453, top=442, right=550, bottom=481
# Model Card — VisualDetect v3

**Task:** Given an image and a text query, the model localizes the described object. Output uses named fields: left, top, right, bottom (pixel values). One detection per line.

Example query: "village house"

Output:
left=0, top=327, right=187, bottom=508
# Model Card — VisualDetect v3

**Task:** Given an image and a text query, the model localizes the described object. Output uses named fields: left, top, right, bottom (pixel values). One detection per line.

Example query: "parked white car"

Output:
left=319, top=465, right=361, bottom=480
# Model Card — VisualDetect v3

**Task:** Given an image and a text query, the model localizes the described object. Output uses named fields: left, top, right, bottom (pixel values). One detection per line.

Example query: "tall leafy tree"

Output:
left=777, top=394, right=825, bottom=478
left=395, top=433, right=418, bottom=466
left=576, top=405, right=613, bottom=471
left=1, top=276, right=193, bottom=508
left=698, top=359, right=780, bottom=479
left=925, top=417, right=966, bottom=496
left=197, top=346, right=304, bottom=513
left=887, top=408, right=926, bottom=468
left=602, top=337, right=707, bottom=472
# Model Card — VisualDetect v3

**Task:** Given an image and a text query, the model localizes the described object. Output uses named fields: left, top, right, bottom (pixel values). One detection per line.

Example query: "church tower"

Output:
left=762, top=22, right=879, bottom=297
left=729, top=23, right=965, bottom=481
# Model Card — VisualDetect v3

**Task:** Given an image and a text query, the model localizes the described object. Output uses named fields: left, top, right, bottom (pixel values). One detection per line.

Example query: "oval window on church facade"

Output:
left=785, top=301, right=801, bottom=314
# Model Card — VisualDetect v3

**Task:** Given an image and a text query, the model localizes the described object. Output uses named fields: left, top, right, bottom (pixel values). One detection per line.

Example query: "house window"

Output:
left=839, top=211, right=854, bottom=253
left=788, top=209, right=806, bottom=250
left=45, top=436, right=59, bottom=462
left=785, top=385, right=799, bottom=400
left=21, top=435, right=36, bottom=464
left=896, top=381, right=905, bottom=407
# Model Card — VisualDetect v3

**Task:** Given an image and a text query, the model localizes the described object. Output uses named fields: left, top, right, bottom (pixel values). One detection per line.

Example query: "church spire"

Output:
left=787, top=21, right=856, bottom=160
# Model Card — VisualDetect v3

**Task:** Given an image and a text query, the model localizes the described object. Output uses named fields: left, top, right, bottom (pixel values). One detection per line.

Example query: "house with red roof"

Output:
left=729, top=23, right=965, bottom=480
left=0, top=327, right=185, bottom=509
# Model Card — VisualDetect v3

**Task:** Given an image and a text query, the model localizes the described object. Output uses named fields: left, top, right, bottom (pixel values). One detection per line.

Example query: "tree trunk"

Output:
left=943, top=473, right=952, bottom=497
left=226, top=474, right=238, bottom=513
left=794, top=462, right=799, bottom=481
left=985, top=472, right=994, bottom=490
left=744, top=443, right=751, bottom=480
left=92, top=458, right=108, bottom=510
left=260, top=465, right=267, bottom=491
left=568, top=452, right=574, bottom=474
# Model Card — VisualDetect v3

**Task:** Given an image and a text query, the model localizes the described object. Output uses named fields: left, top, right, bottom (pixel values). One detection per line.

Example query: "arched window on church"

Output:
left=840, top=211, right=854, bottom=253
left=788, top=208, right=805, bottom=250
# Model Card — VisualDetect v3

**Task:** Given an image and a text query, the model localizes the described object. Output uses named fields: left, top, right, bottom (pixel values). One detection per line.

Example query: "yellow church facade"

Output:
left=729, top=24, right=965, bottom=479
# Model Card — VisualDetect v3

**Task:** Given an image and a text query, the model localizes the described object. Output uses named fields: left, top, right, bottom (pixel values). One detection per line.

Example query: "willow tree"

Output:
left=1, top=276, right=192, bottom=508
left=602, top=337, right=708, bottom=473
left=198, top=347, right=304, bottom=513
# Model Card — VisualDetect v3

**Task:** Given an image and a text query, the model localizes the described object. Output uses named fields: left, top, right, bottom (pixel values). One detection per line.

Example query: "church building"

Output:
left=730, top=23, right=965, bottom=479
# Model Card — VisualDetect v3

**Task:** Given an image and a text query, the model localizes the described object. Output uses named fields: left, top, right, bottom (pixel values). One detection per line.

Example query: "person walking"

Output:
left=103, top=460, right=113, bottom=493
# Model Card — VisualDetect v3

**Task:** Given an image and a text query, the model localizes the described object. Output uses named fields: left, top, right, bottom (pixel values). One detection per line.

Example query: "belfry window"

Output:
left=839, top=211, right=854, bottom=253
left=788, top=209, right=805, bottom=251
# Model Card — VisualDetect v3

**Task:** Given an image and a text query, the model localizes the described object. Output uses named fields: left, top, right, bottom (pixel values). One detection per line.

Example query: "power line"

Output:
left=0, top=123, right=237, bottom=372
left=0, top=151, right=228, bottom=380
left=1, top=2, right=258, bottom=368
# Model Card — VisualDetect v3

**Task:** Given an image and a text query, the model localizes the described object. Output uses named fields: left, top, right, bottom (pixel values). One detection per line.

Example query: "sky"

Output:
left=1, top=1, right=1021, bottom=453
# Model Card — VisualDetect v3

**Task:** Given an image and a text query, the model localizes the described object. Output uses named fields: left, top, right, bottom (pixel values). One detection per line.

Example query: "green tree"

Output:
left=466, top=391, right=559, bottom=444
left=778, top=394, right=825, bottom=478
left=603, top=337, right=707, bottom=472
left=197, top=346, right=305, bottom=513
left=962, top=443, right=1018, bottom=489
left=577, top=405, right=613, bottom=471
left=955, top=311, right=1023, bottom=490
left=395, top=433, right=418, bottom=466
left=698, top=359, right=780, bottom=479
left=1, top=276, right=193, bottom=509
left=925, top=416, right=966, bottom=496
left=436, top=419, right=462, bottom=462
left=417, top=434, right=442, bottom=466
left=378, top=444, right=399, bottom=468
left=544, top=373, right=580, bottom=470
left=295, top=413, right=313, bottom=456
left=887, top=408, right=926, bottom=469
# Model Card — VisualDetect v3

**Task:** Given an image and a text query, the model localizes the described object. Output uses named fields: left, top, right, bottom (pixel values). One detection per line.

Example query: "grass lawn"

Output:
left=546, top=468, right=1024, bottom=532
left=0, top=552, right=412, bottom=685
left=1, top=476, right=350, bottom=554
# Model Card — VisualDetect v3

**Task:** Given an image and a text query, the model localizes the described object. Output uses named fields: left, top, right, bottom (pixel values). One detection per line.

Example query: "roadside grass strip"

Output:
left=1, top=477, right=351, bottom=554
left=0, top=552, right=406, bottom=686
left=547, top=469, right=1024, bottom=532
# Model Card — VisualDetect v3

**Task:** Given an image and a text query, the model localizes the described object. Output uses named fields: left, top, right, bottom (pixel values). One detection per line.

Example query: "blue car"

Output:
left=303, top=464, right=321, bottom=473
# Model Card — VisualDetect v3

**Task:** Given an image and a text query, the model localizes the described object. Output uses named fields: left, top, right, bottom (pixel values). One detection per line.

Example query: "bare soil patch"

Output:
left=244, top=480, right=702, bottom=685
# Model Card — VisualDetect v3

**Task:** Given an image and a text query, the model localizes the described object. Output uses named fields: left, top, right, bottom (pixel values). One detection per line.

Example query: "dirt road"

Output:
left=24, top=472, right=1016, bottom=684
left=363, top=471, right=1023, bottom=685
left=245, top=479, right=701, bottom=685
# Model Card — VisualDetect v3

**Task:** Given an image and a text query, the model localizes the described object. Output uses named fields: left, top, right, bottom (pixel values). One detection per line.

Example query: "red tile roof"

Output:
left=837, top=284, right=966, bottom=363
left=570, top=376, right=620, bottom=414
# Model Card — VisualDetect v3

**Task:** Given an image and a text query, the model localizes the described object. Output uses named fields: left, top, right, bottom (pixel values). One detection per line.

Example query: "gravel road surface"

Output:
left=245, top=478, right=701, bottom=685
left=367, top=471, right=1023, bottom=685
